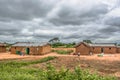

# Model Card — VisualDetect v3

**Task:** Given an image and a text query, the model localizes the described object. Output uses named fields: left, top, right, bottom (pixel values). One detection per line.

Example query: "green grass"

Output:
left=97, top=54, right=104, bottom=57
left=0, top=56, right=117, bottom=80
left=52, top=50, right=73, bottom=54
left=0, top=56, right=56, bottom=67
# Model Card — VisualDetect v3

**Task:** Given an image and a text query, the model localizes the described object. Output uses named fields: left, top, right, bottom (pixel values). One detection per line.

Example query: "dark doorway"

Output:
left=26, top=48, right=30, bottom=55
left=101, top=48, right=104, bottom=53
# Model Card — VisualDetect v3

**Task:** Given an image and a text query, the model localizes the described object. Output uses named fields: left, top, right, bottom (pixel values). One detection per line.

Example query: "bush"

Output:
left=97, top=54, right=104, bottom=57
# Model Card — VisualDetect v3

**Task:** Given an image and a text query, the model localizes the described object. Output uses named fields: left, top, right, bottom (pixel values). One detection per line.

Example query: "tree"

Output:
left=48, top=37, right=60, bottom=44
left=83, top=40, right=92, bottom=43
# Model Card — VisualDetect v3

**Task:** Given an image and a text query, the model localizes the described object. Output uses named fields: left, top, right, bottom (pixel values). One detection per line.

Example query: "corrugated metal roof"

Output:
left=12, top=42, right=49, bottom=47
left=89, top=43, right=116, bottom=47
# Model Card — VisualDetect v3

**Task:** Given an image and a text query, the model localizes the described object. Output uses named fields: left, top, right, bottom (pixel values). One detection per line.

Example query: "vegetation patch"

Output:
left=0, top=59, right=117, bottom=80
left=0, top=56, right=56, bottom=67
left=52, top=50, right=73, bottom=54
left=97, top=54, right=104, bottom=57
left=51, top=42, right=76, bottom=48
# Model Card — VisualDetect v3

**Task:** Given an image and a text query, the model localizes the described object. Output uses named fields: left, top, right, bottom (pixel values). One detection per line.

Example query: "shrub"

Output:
left=97, top=54, right=104, bottom=57
left=0, top=57, right=117, bottom=80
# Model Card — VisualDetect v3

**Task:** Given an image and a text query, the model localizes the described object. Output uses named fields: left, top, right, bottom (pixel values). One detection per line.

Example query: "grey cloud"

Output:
left=47, top=1, right=108, bottom=26
left=104, top=17, right=120, bottom=26
left=0, top=0, right=56, bottom=21
left=99, top=26, right=120, bottom=34
left=0, top=22, right=22, bottom=35
left=0, top=0, right=119, bottom=43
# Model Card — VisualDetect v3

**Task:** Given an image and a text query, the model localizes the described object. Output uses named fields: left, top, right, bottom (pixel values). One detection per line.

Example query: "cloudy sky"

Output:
left=0, top=0, right=120, bottom=43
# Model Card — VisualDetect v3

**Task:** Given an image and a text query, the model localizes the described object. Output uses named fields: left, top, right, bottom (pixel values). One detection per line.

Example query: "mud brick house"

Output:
left=11, top=42, right=51, bottom=55
left=117, top=46, right=120, bottom=53
left=75, top=42, right=118, bottom=55
left=0, top=43, right=6, bottom=53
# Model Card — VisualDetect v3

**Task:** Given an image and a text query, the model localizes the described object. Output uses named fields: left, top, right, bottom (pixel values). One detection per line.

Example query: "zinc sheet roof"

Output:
left=89, top=43, right=116, bottom=47
left=12, top=42, right=48, bottom=47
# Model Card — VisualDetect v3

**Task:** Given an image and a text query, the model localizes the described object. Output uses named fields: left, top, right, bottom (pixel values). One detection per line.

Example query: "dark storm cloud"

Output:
left=0, top=0, right=56, bottom=21
left=0, top=0, right=119, bottom=43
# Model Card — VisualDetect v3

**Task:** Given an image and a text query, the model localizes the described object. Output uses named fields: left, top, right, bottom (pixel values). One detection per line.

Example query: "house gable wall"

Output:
left=76, top=43, right=90, bottom=55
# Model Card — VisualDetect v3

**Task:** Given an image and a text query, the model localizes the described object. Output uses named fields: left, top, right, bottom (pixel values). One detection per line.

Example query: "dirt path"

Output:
left=0, top=52, right=120, bottom=61
left=0, top=52, right=73, bottom=60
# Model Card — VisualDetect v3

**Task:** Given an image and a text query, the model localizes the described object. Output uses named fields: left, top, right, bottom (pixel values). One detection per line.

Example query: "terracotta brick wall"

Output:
left=11, top=47, right=24, bottom=54
left=29, top=47, right=38, bottom=55
left=11, top=47, right=40, bottom=55
left=0, top=46, right=6, bottom=52
left=91, top=47, right=102, bottom=53
left=91, top=47, right=117, bottom=54
left=76, top=44, right=90, bottom=55
left=41, top=45, right=51, bottom=55
left=117, top=48, right=120, bottom=53
left=104, top=47, right=117, bottom=53
left=11, top=45, right=51, bottom=55
left=75, top=43, right=118, bottom=55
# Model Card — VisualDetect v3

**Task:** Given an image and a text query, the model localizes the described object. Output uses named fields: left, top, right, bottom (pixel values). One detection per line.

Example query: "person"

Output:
left=21, top=48, right=25, bottom=56
left=78, top=52, right=80, bottom=56
left=90, top=52, right=93, bottom=56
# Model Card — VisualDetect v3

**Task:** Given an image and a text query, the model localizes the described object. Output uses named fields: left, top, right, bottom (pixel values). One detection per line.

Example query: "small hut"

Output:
left=0, top=43, right=6, bottom=53
left=11, top=42, right=51, bottom=55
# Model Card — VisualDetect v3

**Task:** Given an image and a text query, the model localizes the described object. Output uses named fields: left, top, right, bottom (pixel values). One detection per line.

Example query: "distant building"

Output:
left=0, top=43, right=6, bottom=53
left=75, top=42, right=120, bottom=55
left=11, top=42, right=51, bottom=55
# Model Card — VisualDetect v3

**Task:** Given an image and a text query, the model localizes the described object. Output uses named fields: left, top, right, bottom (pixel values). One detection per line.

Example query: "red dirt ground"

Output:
left=0, top=52, right=120, bottom=79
